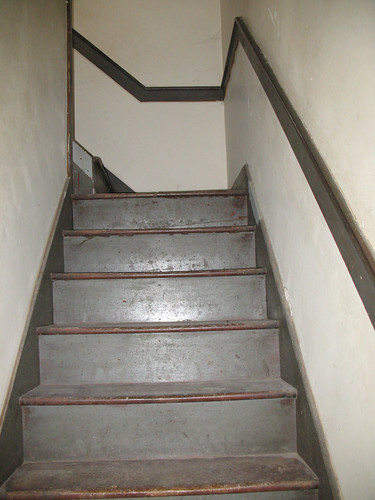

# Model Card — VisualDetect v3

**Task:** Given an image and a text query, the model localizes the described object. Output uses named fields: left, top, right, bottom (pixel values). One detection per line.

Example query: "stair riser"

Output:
left=23, top=399, right=296, bottom=462
left=64, top=232, right=256, bottom=272
left=39, top=330, right=280, bottom=384
left=73, top=196, right=248, bottom=229
left=53, top=275, right=267, bottom=324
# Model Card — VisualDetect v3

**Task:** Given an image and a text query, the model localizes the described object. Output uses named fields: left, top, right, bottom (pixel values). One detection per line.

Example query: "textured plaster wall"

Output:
left=220, top=2, right=375, bottom=499
left=0, top=0, right=67, bottom=422
left=74, top=0, right=227, bottom=191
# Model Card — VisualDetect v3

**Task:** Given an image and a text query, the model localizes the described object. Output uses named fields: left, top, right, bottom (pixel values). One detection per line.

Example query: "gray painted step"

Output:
left=72, top=191, right=248, bottom=229
left=63, top=227, right=256, bottom=272
left=38, top=327, right=280, bottom=384
left=0, top=455, right=319, bottom=499
left=21, top=379, right=296, bottom=405
left=52, top=270, right=267, bottom=324
left=23, top=398, right=296, bottom=461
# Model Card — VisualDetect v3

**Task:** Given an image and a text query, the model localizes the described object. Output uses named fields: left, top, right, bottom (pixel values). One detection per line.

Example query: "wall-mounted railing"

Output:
left=73, top=30, right=223, bottom=102
left=222, top=18, right=375, bottom=327
left=73, top=18, right=375, bottom=326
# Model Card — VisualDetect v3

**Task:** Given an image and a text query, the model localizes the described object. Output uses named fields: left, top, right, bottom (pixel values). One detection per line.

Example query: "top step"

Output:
left=72, top=190, right=248, bottom=230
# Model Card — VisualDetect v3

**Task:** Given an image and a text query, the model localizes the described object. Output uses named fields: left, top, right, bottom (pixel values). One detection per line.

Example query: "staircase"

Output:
left=0, top=189, right=319, bottom=499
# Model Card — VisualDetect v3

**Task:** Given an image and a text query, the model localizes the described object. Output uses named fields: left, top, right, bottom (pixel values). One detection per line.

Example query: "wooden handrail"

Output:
left=73, top=30, right=223, bottom=102
left=73, top=18, right=375, bottom=326
left=224, top=18, right=375, bottom=327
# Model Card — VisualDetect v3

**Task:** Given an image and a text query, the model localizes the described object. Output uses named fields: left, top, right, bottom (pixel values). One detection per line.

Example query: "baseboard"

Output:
left=0, top=177, right=73, bottom=486
left=233, top=165, right=342, bottom=500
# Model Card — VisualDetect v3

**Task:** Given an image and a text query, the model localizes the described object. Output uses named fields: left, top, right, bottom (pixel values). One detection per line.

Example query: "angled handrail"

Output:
left=224, top=18, right=375, bottom=327
left=73, top=30, right=223, bottom=102
left=72, top=18, right=375, bottom=326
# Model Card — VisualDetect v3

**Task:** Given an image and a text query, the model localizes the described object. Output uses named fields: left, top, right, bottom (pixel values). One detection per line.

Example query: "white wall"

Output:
left=222, top=0, right=375, bottom=259
left=74, top=0, right=223, bottom=86
left=74, top=0, right=227, bottom=191
left=0, top=1, right=67, bottom=422
left=221, top=2, right=375, bottom=499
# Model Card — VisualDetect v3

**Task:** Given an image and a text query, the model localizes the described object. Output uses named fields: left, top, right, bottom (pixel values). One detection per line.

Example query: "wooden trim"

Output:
left=20, top=385, right=296, bottom=406
left=66, top=0, right=74, bottom=175
left=63, top=226, right=255, bottom=237
left=73, top=30, right=223, bottom=102
left=221, top=20, right=241, bottom=97
left=51, top=268, right=266, bottom=280
left=71, top=189, right=246, bottom=200
left=225, top=18, right=375, bottom=327
left=36, top=320, right=280, bottom=335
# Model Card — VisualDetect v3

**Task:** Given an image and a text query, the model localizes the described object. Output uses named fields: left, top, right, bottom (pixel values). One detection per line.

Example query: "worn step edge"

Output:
left=63, top=225, right=256, bottom=237
left=0, top=454, right=319, bottom=499
left=20, top=379, right=296, bottom=406
left=37, top=319, right=280, bottom=335
left=72, top=189, right=247, bottom=200
left=51, top=268, right=266, bottom=280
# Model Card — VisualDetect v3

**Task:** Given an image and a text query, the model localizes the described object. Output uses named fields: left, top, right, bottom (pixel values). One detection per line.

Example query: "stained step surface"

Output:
left=52, top=269, right=267, bottom=324
left=38, top=322, right=280, bottom=384
left=72, top=190, right=248, bottom=229
left=0, top=455, right=318, bottom=499
left=63, top=226, right=256, bottom=272
left=21, top=379, right=296, bottom=405
left=37, top=319, right=280, bottom=335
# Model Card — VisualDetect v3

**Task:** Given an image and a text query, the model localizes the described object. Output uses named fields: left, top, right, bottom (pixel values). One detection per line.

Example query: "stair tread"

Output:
left=51, top=268, right=266, bottom=280
left=37, top=319, right=280, bottom=335
left=21, top=379, right=296, bottom=406
left=63, top=225, right=255, bottom=237
left=0, top=454, right=318, bottom=498
left=72, top=189, right=247, bottom=200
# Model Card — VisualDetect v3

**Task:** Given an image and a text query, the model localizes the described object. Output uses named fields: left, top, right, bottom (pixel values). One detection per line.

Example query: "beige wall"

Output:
left=222, top=0, right=375, bottom=258
left=0, top=1, right=67, bottom=422
left=75, top=0, right=223, bottom=86
left=221, top=2, right=375, bottom=499
left=74, top=0, right=227, bottom=191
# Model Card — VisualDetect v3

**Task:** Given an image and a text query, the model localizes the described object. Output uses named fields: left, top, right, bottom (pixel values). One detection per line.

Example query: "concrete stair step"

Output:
left=72, top=190, right=248, bottom=229
left=63, top=226, right=256, bottom=272
left=0, top=455, right=318, bottom=499
left=37, top=321, right=280, bottom=384
left=52, top=269, right=267, bottom=324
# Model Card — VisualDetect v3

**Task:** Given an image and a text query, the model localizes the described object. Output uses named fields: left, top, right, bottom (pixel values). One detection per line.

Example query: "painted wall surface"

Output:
left=75, top=52, right=226, bottom=192
left=222, top=0, right=375, bottom=259
left=74, top=0, right=227, bottom=191
left=0, top=1, right=67, bottom=421
left=74, top=0, right=222, bottom=86
left=220, top=2, right=375, bottom=499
